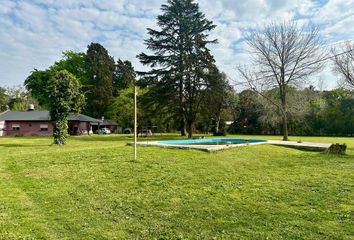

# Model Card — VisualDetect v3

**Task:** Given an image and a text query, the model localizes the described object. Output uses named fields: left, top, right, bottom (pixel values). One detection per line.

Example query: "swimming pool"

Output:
left=157, top=138, right=267, bottom=145
left=132, top=138, right=329, bottom=152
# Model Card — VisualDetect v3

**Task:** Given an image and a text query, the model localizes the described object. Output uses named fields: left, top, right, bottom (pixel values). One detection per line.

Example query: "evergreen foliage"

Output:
left=85, top=43, right=115, bottom=118
left=138, top=0, right=217, bottom=138
left=114, top=59, right=136, bottom=92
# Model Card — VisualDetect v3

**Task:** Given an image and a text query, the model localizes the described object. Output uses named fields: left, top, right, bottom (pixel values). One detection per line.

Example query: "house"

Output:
left=101, top=119, right=121, bottom=133
left=0, top=108, right=102, bottom=136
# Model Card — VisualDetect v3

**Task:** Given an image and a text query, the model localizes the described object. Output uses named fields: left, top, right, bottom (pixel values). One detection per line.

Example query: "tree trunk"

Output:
left=186, top=120, right=193, bottom=139
left=280, top=91, right=288, bottom=141
left=215, top=116, right=220, bottom=134
left=178, top=71, right=186, bottom=137
left=181, top=128, right=187, bottom=136
left=180, top=118, right=187, bottom=136
left=282, top=112, right=288, bottom=141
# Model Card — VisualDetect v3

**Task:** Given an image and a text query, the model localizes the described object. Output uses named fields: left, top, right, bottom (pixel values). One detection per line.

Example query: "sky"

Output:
left=0, top=0, right=354, bottom=90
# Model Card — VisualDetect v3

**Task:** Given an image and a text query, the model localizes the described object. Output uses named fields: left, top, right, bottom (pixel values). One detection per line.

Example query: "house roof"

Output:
left=68, top=113, right=102, bottom=123
left=0, top=110, right=102, bottom=123
left=102, top=119, right=118, bottom=126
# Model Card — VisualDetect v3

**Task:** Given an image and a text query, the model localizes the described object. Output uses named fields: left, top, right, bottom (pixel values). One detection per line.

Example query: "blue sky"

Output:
left=0, top=0, right=354, bottom=90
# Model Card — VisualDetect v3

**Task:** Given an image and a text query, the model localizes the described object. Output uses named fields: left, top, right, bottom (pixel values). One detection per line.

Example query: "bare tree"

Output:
left=332, top=42, right=354, bottom=89
left=238, top=22, right=326, bottom=140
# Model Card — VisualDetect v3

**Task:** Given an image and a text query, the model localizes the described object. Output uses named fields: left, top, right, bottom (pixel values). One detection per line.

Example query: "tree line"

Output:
left=23, top=44, right=136, bottom=119
left=229, top=87, right=353, bottom=137
left=0, top=0, right=353, bottom=143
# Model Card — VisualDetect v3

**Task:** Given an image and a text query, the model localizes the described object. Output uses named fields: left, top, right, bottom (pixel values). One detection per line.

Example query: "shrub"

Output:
left=213, top=131, right=226, bottom=136
left=326, top=143, right=347, bottom=155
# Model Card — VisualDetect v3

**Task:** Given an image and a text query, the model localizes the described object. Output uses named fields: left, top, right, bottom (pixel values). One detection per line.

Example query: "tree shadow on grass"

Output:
left=71, top=136, right=132, bottom=142
left=0, top=144, right=52, bottom=148
left=70, top=133, right=187, bottom=142
left=70, top=135, right=174, bottom=142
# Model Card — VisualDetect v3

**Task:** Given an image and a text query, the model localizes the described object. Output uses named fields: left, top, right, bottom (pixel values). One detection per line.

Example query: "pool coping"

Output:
left=128, top=139, right=332, bottom=152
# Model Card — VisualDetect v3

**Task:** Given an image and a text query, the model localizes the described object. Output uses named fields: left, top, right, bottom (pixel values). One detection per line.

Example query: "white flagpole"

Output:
left=134, top=85, right=137, bottom=161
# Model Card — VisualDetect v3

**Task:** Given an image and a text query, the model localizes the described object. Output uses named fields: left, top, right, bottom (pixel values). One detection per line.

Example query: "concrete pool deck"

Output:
left=129, top=139, right=332, bottom=152
left=266, top=140, right=332, bottom=151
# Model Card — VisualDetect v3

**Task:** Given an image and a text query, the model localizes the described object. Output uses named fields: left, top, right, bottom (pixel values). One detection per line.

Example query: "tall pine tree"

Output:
left=113, top=59, right=136, bottom=94
left=85, top=43, right=115, bottom=118
left=138, top=0, right=217, bottom=138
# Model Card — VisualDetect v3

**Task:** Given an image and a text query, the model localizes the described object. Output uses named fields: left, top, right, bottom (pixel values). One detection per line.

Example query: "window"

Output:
left=40, top=124, right=48, bottom=131
left=12, top=124, right=20, bottom=131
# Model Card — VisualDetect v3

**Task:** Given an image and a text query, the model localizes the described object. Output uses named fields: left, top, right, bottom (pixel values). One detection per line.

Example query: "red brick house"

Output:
left=0, top=110, right=101, bottom=136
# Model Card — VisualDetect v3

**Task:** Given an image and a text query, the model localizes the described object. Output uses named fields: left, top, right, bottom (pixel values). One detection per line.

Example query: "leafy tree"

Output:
left=52, top=51, right=89, bottom=85
left=106, top=86, right=145, bottom=128
left=47, top=70, right=85, bottom=145
left=114, top=59, right=136, bottom=93
left=305, top=96, right=326, bottom=135
left=6, top=85, right=38, bottom=111
left=137, top=80, right=176, bottom=132
left=24, top=69, right=52, bottom=107
left=229, top=86, right=353, bottom=137
left=320, top=88, right=354, bottom=136
left=230, top=90, right=263, bottom=134
left=306, top=88, right=354, bottom=137
left=201, top=67, right=236, bottom=134
left=85, top=43, right=115, bottom=118
left=138, top=0, right=217, bottom=138
left=25, top=48, right=134, bottom=118
left=25, top=51, right=88, bottom=108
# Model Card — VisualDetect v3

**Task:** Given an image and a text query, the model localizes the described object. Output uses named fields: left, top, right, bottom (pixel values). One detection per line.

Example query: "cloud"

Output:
left=0, top=0, right=353, bottom=90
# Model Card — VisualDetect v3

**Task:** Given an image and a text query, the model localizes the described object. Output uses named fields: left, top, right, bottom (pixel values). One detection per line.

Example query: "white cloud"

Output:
left=0, top=0, right=352, bottom=90
left=0, top=0, right=16, bottom=14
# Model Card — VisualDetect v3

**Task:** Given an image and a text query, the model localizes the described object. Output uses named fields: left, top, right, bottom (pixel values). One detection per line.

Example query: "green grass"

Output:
left=0, top=134, right=353, bottom=239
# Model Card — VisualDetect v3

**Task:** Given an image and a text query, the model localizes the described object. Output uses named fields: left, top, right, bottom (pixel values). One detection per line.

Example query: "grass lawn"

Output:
left=0, top=134, right=353, bottom=239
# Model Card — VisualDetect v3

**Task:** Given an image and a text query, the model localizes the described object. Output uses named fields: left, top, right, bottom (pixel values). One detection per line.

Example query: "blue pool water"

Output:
left=157, top=138, right=267, bottom=145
